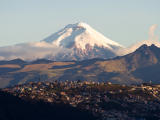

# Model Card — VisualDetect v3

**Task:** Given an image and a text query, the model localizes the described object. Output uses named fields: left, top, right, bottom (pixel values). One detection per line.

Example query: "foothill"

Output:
left=2, top=80, right=160, bottom=120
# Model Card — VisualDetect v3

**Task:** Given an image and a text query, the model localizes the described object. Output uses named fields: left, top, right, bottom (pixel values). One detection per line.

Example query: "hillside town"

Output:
left=2, top=80, right=160, bottom=120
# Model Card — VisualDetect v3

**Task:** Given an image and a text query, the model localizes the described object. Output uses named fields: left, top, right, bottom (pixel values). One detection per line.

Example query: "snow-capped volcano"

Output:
left=41, top=22, right=124, bottom=61
left=42, top=22, right=123, bottom=50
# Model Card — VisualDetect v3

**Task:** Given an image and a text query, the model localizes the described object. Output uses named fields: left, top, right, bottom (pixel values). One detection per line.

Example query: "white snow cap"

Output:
left=42, top=22, right=124, bottom=50
left=65, top=22, right=91, bottom=29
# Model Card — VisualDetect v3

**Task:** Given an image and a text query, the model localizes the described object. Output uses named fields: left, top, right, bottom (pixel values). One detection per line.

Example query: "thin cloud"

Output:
left=0, top=41, right=73, bottom=61
left=115, top=24, right=159, bottom=56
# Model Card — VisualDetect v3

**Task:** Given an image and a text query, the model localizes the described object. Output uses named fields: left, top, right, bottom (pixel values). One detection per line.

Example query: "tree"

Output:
left=77, top=79, right=81, bottom=83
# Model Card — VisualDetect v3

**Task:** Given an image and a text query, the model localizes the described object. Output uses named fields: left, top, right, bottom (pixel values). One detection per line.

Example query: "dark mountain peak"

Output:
left=134, top=44, right=149, bottom=54
left=30, top=59, right=54, bottom=64
left=9, top=59, right=27, bottom=65
left=148, top=44, right=160, bottom=62
left=137, top=44, right=159, bottom=52
left=0, top=58, right=26, bottom=65
left=10, top=58, right=26, bottom=63
left=150, top=44, right=157, bottom=48
left=149, top=44, right=159, bottom=51
left=124, top=44, right=158, bottom=71
left=138, top=44, right=148, bottom=50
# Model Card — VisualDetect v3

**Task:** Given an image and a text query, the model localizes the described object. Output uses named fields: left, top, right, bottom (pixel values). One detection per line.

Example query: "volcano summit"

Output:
left=41, top=22, right=124, bottom=61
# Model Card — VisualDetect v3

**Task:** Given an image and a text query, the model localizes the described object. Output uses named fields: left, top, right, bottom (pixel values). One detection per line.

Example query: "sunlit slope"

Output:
left=11, top=62, right=76, bottom=73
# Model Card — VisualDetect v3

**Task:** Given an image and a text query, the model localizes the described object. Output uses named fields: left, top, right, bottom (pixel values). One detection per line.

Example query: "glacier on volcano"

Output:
left=41, top=22, right=124, bottom=61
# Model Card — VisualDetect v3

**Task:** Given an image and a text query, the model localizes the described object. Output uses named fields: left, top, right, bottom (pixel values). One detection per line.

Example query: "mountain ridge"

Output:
left=0, top=44, right=160, bottom=88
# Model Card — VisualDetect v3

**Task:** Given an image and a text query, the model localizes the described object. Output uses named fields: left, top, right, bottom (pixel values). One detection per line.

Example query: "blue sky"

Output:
left=1, top=0, right=160, bottom=47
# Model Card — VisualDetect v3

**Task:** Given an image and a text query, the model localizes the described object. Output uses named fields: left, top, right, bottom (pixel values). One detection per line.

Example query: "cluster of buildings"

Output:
left=1, top=81, right=160, bottom=120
